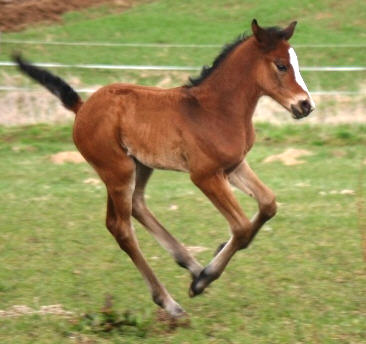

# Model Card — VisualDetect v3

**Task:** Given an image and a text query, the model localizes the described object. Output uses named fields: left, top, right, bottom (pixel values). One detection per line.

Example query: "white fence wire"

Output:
left=0, top=61, right=365, bottom=72
left=1, top=37, right=365, bottom=96
left=0, top=86, right=364, bottom=96
left=2, top=38, right=366, bottom=49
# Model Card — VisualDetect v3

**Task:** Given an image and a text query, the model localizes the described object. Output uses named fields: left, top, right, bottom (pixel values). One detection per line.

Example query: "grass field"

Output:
left=0, top=124, right=365, bottom=343
left=0, top=0, right=366, bottom=343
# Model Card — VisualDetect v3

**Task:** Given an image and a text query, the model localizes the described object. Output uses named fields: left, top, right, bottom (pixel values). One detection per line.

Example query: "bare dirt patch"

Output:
left=263, top=148, right=314, bottom=166
left=83, top=177, right=101, bottom=185
left=319, top=189, right=355, bottom=196
left=2, top=87, right=366, bottom=126
left=0, top=304, right=73, bottom=318
left=0, top=0, right=148, bottom=32
left=1, top=71, right=365, bottom=126
left=0, top=88, right=76, bottom=126
left=50, top=151, right=85, bottom=164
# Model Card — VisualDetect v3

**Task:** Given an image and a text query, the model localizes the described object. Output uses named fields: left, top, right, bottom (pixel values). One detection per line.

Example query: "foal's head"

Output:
left=251, top=20, right=315, bottom=119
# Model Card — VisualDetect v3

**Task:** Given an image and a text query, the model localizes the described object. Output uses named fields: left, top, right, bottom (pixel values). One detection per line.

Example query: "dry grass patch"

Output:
left=0, top=304, right=73, bottom=318
left=50, top=151, right=85, bottom=164
left=263, top=148, right=314, bottom=166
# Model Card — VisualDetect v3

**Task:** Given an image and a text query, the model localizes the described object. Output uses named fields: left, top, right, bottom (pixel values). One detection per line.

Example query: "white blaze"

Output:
left=288, top=47, right=315, bottom=108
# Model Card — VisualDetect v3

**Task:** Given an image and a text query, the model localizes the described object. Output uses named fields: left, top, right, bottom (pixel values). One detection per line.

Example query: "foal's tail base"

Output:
left=12, top=54, right=83, bottom=114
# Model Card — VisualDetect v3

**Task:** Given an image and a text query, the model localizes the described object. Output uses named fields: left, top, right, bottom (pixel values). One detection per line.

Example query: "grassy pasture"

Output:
left=0, top=124, right=365, bottom=343
left=0, top=0, right=366, bottom=343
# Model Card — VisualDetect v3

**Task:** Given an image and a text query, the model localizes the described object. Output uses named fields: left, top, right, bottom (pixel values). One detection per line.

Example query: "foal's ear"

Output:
left=251, top=19, right=267, bottom=43
left=282, top=21, right=297, bottom=41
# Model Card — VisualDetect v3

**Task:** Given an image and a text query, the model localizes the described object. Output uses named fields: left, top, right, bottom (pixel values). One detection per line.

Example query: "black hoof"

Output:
left=214, top=242, right=227, bottom=256
left=189, top=268, right=209, bottom=297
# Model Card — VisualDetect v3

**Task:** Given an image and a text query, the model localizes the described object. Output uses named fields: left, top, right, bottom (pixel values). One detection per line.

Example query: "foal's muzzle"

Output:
left=291, top=99, right=315, bottom=119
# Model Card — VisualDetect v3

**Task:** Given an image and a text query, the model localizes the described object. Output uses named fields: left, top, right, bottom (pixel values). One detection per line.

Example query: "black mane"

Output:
left=186, top=33, right=250, bottom=87
left=186, top=26, right=285, bottom=88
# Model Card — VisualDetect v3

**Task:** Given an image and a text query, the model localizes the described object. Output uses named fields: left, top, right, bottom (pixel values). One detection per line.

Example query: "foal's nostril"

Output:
left=300, top=100, right=312, bottom=115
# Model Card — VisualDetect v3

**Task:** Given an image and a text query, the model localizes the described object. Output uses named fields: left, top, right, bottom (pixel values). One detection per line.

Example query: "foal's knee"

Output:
left=260, top=193, right=277, bottom=220
left=106, top=218, right=134, bottom=248
left=132, top=195, right=146, bottom=217
left=106, top=216, right=117, bottom=235
left=232, top=219, right=252, bottom=248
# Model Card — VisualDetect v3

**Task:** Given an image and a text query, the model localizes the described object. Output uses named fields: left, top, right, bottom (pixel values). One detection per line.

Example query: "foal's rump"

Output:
left=73, top=83, right=190, bottom=172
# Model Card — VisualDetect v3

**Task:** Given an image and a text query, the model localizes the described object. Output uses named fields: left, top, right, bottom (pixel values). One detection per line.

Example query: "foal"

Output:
left=14, top=19, right=315, bottom=317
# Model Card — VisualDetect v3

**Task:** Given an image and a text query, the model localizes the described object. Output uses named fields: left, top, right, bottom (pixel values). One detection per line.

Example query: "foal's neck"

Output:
left=192, top=37, right=261, bottom=125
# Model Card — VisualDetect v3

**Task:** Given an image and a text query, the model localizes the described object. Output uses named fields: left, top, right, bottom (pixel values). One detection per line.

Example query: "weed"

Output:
left=71, top=295, right=150, bottom=338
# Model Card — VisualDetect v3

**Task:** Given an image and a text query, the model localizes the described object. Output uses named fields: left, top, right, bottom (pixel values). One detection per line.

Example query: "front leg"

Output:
left=189, top=171, right=253, bottom=296
left=229, top=160, right=277, bottom=243
left=190, top=161, right=277, bottom=297
left=215, top=160, right=277, bottom=255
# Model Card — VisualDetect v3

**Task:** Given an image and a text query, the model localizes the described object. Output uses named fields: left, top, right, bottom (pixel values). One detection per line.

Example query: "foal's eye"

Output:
left=275, top=63, right=288, bottom=72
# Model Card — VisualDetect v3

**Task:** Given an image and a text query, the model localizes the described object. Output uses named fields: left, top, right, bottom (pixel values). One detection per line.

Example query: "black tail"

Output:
left=12, top=54, right=82, bottom=113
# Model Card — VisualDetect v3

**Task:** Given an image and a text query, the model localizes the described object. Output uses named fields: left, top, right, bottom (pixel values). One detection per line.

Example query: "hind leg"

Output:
left=132, top=161, right=203, bottom=278
left=92, top=153, right=185, bottom=317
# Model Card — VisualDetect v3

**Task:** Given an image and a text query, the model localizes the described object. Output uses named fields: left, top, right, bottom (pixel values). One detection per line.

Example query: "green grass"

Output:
left=0, top=123, right=365, bottom=343
left=0, top=1, right=365, bottom=342
left=0, top=0, right=365, bottom=90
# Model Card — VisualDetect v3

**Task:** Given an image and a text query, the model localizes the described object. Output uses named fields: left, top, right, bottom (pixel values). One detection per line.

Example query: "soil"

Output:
left=0, top=304, right=73, bottom=318
left=263, top=148, right=314, bottom=166
left=0, top=0, right=142, bottom=32
left=50, top=151, right=85, bottom=164
left=1, top=86, right=365, bottom=126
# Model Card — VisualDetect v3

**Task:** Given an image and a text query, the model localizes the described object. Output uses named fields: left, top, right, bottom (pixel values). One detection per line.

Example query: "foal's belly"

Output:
left=132, top=149, right=189, bottom=172
left=121, top=133, right=189, bottom=172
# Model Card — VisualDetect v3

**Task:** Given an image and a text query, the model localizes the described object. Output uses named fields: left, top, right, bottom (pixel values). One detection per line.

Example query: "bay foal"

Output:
left=14, top=19, right=315, bottom=317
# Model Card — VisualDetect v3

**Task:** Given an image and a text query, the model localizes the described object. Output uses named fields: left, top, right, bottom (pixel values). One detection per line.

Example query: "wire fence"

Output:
left=1, top=36, right=365, bottom=96
left=0, top=86, right=364, bottom=96
left=2, top=38, right=366, bottom=49
left=1, top=61, right=365, bottom=72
